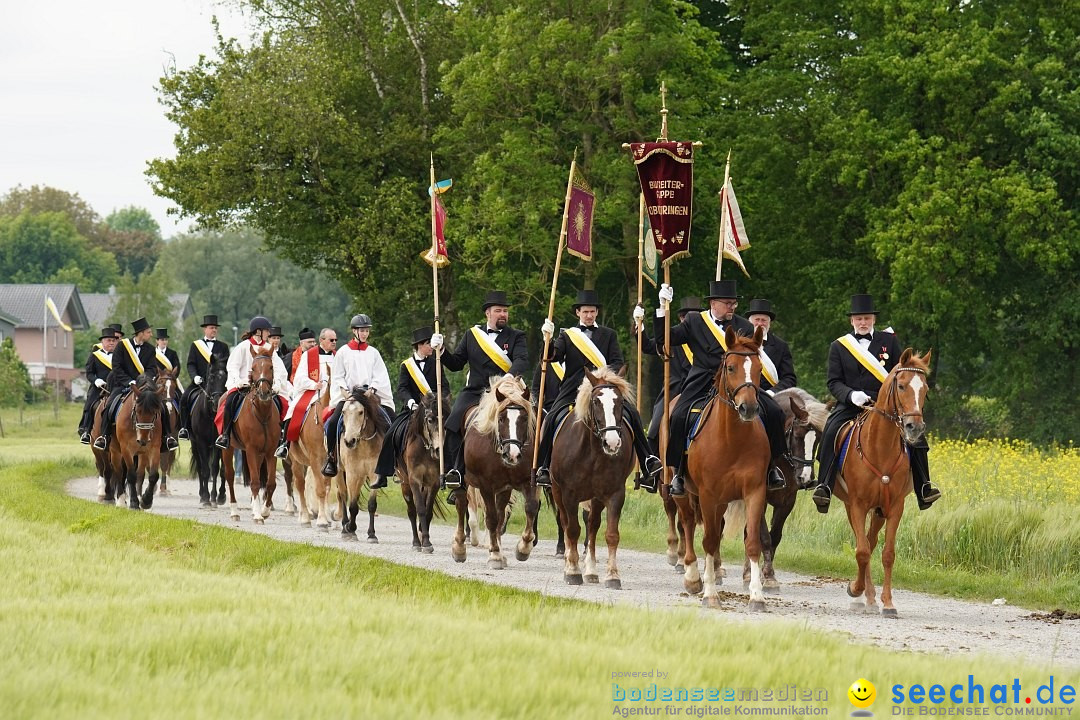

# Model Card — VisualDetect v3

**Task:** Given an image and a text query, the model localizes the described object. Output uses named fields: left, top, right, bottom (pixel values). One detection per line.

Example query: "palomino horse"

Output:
left=451, top=376, right=539, bottom=568
left=156, top=368, right=181, bottom=496
left=550, top=368, right=636, bottom=588
left=675, top=326, right=772, bottom=610
left=107, top=374, right=165, bottom=510
left=188, top=355, right=228, bottom=507
left=336, top=385, right=389, bottom=541
left=834, top=349, right=931, bottom=617
left=397, top=391, right=449, bottom=552
left=289, top=379, right=333, bottom=529
left=222, top=345, right=281, bottom=523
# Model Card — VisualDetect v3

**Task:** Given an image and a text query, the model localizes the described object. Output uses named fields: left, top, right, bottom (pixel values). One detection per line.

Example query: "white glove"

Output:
left=240, top=380, right=251, bottom=389
left=194, top=375, right=203, bottom=385
left=94, top=378, right=106, bottom=389
left=850, top=390, right=871, bottom=407
left=658, top=283, right=674, bottom=305
left=430, top=333, right=443, bottom=349
left=632, top=305, right=645, bottom=322
left=407, top=399, right=418, bottom=411
left=272, top=380, right=282, bottom=394
left=765, top=389, right=775, bottom=397
left=541, top=319, right=555, bottom=338
left=129, top=380, right=136, bottom=386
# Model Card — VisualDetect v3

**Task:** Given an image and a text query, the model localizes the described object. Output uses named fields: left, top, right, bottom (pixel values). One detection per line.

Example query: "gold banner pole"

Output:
left=635, top=192, right=645, bottom=414
left=715, top=149, right=732, bottom=281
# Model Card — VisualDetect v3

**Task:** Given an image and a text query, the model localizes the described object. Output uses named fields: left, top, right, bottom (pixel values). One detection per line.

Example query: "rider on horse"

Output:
left=178, top=314, right=231, bottom=440
left=745, top=299, right=797, bottom=396
left=431, top=290, right=530, bottom=495
left=78, top=327, right=116, bottom=444
left=214, top=316, right=291, bottom=449
left=277, top=326, right=336, bottom=460
left=320, top=314, right=395, bottom=477
left=369, top=326, right=444, bottom=489
left=813, top=294, right=942, bottom=512
left=93, top=317, right=180, bottom=453
left=648, top=280, right=788, bottom=498
left=533, top=289, right=663, bottom=491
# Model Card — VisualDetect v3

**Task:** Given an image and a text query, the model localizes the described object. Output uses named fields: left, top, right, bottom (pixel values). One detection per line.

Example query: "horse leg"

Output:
left=763, top=492, right=797, bottom=593
left=663, top=490, right=681, bottom=567
left=700, top=494, right=725, bottom=609
left=222, top=449, right=240, bottom=520
left=451, top=487, right=468, bottom=562
left=213, top=448, right=225, bottom=506
left=282, top=460, right=297, bottom=515
left=366, top=491, right=378, bottom=543
left=140, top=461, right=161, bottom=510
left=484, top=489, right=506, bottom=569
left=419, top=482, right=436, bottom=554
left=744, top=504, right=770, bottom=588
left=560, top=491, right=583, bottom=585
left=674, top=495, right=701, bottom=594
left=313, top=470, right=330, bottom=530
left=583, top=498, right=604, bottom=584
left=862, top=512, right=886, bottom=612
left=743, top=487, right=768, bottom=611
left=292, top=460, right=310, bottom=526
left=879, top=506, right=904, bottom=617
left=515, top=483, right=539, bottom=562
left=603, top=489, right=625, bottom=590
left=466, top=487, right=480, bottom=547
left=262, top=458, right=277, bottom=519
left=126, top=457, right=140, bottom=511
left=404, top=483, right=421, bottom=549
left=845, top=501, right=871, bottom=602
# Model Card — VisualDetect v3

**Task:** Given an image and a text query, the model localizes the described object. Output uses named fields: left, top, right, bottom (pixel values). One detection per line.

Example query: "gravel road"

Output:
left=68, top=475, right=1078, bottom=670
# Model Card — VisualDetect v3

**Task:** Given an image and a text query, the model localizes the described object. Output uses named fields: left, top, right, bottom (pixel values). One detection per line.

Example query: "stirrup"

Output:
left=214, top=434, right=229, bottom=450
left=637, top=472, right=659, bottom=494
left=165, top=437, right=180, bottom=452
left=177, top=428, right=190, bottom=440
left=917, top=483, right=941, bottom=510
left=321, top=457, right=337, bottom=477
left=79, top=432, right=92, bottom=445
left=533, top=467, right=552, bottom=488
left=92, top=436, right=107, bottom=451
left=668, top=473, right=686, bottom=497
left=442, top=468, right=463, bottom=489
left=274, top=443, right=289, bottom=459
left=369, top=475, right=388, bottom=490
left=643, top=455, right=663, bottom=480
left=812, top=484, right=832, bottom=513
left=767, top=466, right=786, bottom=491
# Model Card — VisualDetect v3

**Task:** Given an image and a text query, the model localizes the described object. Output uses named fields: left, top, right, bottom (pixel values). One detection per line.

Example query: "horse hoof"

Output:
left=316, top=525, right=329, bottom=533
left=515, top=550, right=530, bottom=562
left=718, top=567, right=727, bottom=578
left=604, top=578, right=622, bottom=590
left=584, top=574, right=600, bottom=584
left=301, top=521, right=311, bottom=528
left=422, top=545, right=434, bottom=554
left=141, top=500, right=153, bottom=510
left=412, top=543, right=422, bottom=551
left=881, top=607, right=899, bottom=618
left=200, top=500, right=212, bottom=508
left=452, top=549, right=467, bottom=563
left=487, top=559, right=505, bottom=570
left=684, top=579, right=703, bottom=595
left=564, top=574, right=583, bottom=586
left=666, top=553, right=679, bottom=567
left=849, top=601, right=866, bottom=612
left=675, top=564, right=684, bottom=573
left=554, top=551, right=564, bottom=559
left=367, top=536, right=379, bottom=544
left=253, top=517, right=264, bottom=525
left=748, top=600, right=767, bottom=612
left=341, top=532, right=357, bottom=541
left=763, top=578, right=781, bottom=593
left=701, top=595, right=721, bottom=609
left=846, top=583, right=861, bottom=598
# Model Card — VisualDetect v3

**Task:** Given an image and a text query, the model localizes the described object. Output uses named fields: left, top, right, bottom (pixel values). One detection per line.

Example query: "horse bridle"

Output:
left=852, top=365, right=928, bottom=497
left=868, top=366, right=927, bottom=429
left=346, top=394, right=379, bottom=442
left=587, top=384, right=625, bottom=440
left=718, top=349, right=760, bottom=409
left=249, top=355, right=275, bottom=396
left=783, top=415, right=815, bottom=472
left=495, top=399, right=529, bottom=456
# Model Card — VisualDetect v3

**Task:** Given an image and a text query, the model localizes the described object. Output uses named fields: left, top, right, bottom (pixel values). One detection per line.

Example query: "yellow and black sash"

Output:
left=92, top=349, right=112, bottom=370
left=193, top=339, right=212, bottom=364
left=402, top=357, right=432, bottom=395
left=700, top=313, right=777, bottom=386
left=470, top=326, right=511, bottom=372
left=564, top=327, right=607, bottom=369
left=121, top=339, right=145, bottom=375
left=837, top=334, right=888, bottom=383
left=551, top=361, right=565, bottom=381
left=680, top=344, right=694, bottom=366
left=155, top=349, right=174, bottom=372
left=700, top=312, right=730, bottom=352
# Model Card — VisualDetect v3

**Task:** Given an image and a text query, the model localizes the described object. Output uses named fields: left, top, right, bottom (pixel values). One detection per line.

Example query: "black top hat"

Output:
left=200, top=314, right=220, bottom=327
left=99, top=328, right=114, bottom=340
left=109, top=322, right=124, bottom=336
left=745, top=298, right=775, bottom=320
left=847, top=294, right=879, bottom=316
left=155, top=328, right=169, bottom=340
left=297, top=327, right=316, bottom=341
left=482, top=290, right=509, bottom=310
left=131, top=317, right=151, bottom=334
left=412, top=326, right=435, bottom=345
left=571, top=289, right=602, bottom=310
left=268, top=326, right=283, bottom=338
left=704, top=280, right=739, bottom=300
left=678, top=296, right=703, bottom=315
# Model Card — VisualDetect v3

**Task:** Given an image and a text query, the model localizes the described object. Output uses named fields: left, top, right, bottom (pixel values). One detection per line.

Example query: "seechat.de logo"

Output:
left=849, top=678, right=877, bottom=717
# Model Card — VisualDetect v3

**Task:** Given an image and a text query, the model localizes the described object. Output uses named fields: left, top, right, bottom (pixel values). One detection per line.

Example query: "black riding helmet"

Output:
left=249, top=316, right=272, bottom=332
left=350, top=314, right=372, bottom=329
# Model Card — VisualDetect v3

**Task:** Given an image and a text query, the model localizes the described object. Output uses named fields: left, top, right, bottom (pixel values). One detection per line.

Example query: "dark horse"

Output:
left=222, top=344, right=281, bottom=524
left=107, top=374, right=165, bottom=510
left=156, top=368, right=181, bottom=496
left=834, top=349, right=932, bottom=617
left=550, top=367, right=637, bottom=588
left=397, top=391, right=449, bottom=553
left=451, top=376, right=539, bottom=568
left=188, top=355, right=228, bottom=507
left=675, top=327, right=772, bottom=610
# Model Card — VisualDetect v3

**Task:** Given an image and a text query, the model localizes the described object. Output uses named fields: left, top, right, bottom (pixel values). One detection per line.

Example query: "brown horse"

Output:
left=336, top=385, right=389, bottom=541
left=451, top=376, right=539, bottom=568
left=289, top=380, right=333, bottom=529
left=108, top=375, right=165, bottom=510
left=89, top=388, right=113, bottom=502
left=550, top=367, right=637, bottom=588
left=397, top=391, right=449, bottom=552
left=675, top=326, right=772, bottom=610
left=833, top=349, right=931, bottom=617
left=222, top=345, right=281, bottom=523
left=155, top=368, right=181, bottom=496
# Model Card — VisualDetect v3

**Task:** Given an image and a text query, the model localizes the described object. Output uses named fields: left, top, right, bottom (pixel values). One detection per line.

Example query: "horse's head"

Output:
left=248, top=344, right=275, bottom=402
left=488, top=375, right=533, bottom=466
left=156, top=368, right=179, bottom=404
left=342, top=385, right=386, bottom=448
left=878, top=348, right=932, bottom=444
left=207, top=355, right=228, bottom=404
left=717, top=326, right=763, bottom=421
left=576, top=367, right=633, bottom=457
left=783, top=395, right=816, bottom=486
left=131, top=375, right=162, bottom=447
left=416, top=391, right=447, bottom=453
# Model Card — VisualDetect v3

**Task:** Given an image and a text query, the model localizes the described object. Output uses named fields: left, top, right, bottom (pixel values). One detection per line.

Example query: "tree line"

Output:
left=139, top=0, right=1075, bottom=442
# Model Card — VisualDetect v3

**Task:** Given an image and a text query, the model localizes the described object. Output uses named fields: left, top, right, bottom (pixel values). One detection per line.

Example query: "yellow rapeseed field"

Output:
left=931, top=436, right=1080, bottom=504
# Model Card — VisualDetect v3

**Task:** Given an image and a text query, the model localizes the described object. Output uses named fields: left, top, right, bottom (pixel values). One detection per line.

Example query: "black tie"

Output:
left=486, top=327, right=498, bottom=335
left=579, top=325, right=593, bottom=338
left=854, top=333, right=872, bottom=341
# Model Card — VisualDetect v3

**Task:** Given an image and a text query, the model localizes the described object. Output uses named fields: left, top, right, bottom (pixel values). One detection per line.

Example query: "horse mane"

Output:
left=134, top=374, right=163, bottom=414
left=471, top=376, right=535, bottom=438
left=573, top=367, right=635, bottom=423
left=773, top=387, right=830, bottom=430
left=348, top=385, right=391, bottom=435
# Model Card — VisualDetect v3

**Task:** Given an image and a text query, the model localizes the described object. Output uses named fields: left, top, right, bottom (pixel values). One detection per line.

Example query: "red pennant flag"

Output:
left=631, top=142, right=694, bottom=265
left=566, top=171, right=594, bottom=261
left=421, top=191, right=450, bottom=268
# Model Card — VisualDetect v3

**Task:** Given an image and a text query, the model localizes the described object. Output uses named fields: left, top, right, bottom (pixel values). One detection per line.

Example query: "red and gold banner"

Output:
left=631, top=142, right=694, bottom=265
left=566, top=171, right=595, bottom=261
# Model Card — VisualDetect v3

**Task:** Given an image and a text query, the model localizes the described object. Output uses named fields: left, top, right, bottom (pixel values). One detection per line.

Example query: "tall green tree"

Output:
left=0, top=337, right=32, bottom=408
left=0, top=211, right=119, bottom=291
left=103, top=207, right=164, bottom=278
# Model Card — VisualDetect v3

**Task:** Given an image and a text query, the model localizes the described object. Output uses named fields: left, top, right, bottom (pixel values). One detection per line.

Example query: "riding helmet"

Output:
left=350, top=314, right=373, bottom=329
left=248, top=316, right=272, bottom=332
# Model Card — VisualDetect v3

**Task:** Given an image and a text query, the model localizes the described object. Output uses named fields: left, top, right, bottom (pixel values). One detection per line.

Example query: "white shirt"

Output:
left=226, top=338, right=291, bottom=395
left=291, top=348, right=333, bottom=397
left=330, top=342, right=394, bottom=411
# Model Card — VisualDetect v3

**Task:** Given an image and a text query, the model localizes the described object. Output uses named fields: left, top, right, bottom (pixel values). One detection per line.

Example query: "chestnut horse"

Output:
left=188, top=355, right=228, bottom=507
left=289, top=379, right=333, bottom=529
left=674, top=326, right=772, bottom=610
left=90, top=388, right=113, bottom=503
left=155, top=368, right=180, bottom=496
left=550, top=367, right=636, bottom=588
left=833, top=349, right=931, bottom=617
left=397, top=391, right=449, bottom=552
left=336, top=385, right=389, bottom=541
left=222, top=345, right=281, bottom=523
left=451, top=376, right=539, bottom=568
left=108, top=374, right=165, bottom=510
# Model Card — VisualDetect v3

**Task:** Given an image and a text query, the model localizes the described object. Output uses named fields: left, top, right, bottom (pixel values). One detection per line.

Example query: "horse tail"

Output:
left=430, top=490, right=447, bottom=521
left=722, top=499, right=746, bottom=541
left=543, top=485, right=557, bottom=521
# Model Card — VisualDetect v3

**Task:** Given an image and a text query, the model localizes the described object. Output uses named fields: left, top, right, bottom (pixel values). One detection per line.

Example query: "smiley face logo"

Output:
left=848, top=678, right=876, bottom=712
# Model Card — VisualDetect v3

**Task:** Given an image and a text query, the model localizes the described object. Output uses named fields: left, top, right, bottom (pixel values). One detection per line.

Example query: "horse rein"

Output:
left=249, top=355, right=275, bottom=396
left=718, top=349, right=760, bottom=410
left=587, top=384, right=625, bottom=441
left=783, top=415, right=815, bottom=470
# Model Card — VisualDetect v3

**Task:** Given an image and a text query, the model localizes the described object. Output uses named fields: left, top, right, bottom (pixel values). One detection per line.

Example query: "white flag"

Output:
left=720, top=178, right=751, bottom=278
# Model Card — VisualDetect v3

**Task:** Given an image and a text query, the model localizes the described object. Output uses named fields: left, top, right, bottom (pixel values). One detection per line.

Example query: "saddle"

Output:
left=549, top=404, right=574, bottom=444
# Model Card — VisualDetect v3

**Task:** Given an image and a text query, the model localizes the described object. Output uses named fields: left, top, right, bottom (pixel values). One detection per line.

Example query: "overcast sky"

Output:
left=0, top=0, right=254, bottom=238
